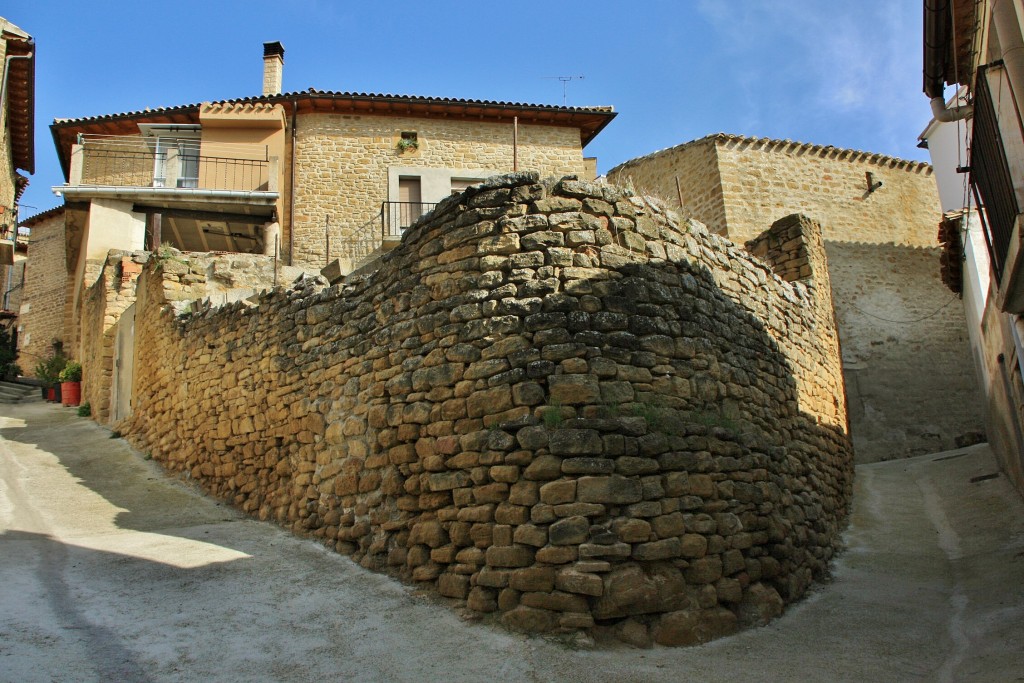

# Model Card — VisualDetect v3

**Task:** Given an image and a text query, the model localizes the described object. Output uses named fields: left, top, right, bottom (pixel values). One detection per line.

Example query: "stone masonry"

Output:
left=117, top=173, right=853, bottom=647
left=608, top=134, right=985, bottom=461
left=80, top=251, right=146, bottom=422
left=291, top=115, right=586, bottom=269
left=17, top=211, right=68, bottom=372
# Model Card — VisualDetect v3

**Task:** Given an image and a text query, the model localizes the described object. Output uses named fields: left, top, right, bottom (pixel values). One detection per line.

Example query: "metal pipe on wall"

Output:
left=513, top=116, right=518, bottom=172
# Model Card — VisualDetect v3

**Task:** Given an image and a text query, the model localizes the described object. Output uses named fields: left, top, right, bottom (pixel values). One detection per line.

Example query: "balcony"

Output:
left=972, top=64, right=1024, bottom=312
left=67, top=135, right=276, bottom=194
left=381, top=200, right=438, bottom=242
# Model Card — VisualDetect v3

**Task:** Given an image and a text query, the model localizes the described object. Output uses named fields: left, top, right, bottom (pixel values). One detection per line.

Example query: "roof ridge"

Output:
left=53, top=90, right=617, bottom=127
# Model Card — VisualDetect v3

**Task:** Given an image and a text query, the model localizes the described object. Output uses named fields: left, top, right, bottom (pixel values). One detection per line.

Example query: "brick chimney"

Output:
left=262, top=41, right=285, bottom=96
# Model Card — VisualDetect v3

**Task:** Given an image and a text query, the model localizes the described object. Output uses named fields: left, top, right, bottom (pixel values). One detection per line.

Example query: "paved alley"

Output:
left=1, top=402, right=1022, bottom=683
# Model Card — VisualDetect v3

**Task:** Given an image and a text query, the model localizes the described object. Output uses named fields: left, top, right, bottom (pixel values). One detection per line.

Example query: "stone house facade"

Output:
left=0, top=17, right=34, bottom=265
left=35, top=42, right=615, bottom=387
left=922, top=0, right=1024, bottom=495
left=608, top=134, right=986, bottom=462
left=8, top=208, right=63, bottom=368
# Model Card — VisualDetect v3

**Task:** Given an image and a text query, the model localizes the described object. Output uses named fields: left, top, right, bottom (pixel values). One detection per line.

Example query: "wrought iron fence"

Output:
left=78, top=138, right=271, bottom=192
left=381, top=201, right=438, bottom=240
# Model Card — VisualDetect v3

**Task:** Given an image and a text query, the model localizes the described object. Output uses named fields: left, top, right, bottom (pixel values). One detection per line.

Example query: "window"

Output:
left=139, top=123, right=201, bottom=189
left=397, top=131, right=419, bottom=154
left=176, top=140, right=200, bottom=189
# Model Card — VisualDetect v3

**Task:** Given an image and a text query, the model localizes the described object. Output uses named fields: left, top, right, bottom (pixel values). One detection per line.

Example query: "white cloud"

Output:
left=695, top=1, right=930, bottom=158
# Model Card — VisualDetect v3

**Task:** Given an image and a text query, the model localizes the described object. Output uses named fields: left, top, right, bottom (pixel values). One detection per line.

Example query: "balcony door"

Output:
left=398, top=177, right=422, bottom=228
left=176, top=140, right=200, bottom=188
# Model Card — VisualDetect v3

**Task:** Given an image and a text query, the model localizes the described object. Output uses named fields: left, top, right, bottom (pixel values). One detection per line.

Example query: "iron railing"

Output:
left=381, top=201, right=438, bottom=240
left=972, top=64, right=1024, bottom=281
left=80, top=148, right=271, bottom=192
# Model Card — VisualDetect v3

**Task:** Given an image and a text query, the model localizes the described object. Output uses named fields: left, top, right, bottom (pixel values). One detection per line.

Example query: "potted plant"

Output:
left=34, top=351, right=67, bottom=402
left=59, top=361, right=82, bottom=407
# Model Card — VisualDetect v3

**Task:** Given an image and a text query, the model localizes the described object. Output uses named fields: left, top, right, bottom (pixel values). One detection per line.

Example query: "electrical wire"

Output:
left=842, top=295, right=961, bottom=324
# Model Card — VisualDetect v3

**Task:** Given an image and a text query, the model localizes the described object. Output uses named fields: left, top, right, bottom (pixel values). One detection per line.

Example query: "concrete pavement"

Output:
left=1, top=402, right=1022, bottom=682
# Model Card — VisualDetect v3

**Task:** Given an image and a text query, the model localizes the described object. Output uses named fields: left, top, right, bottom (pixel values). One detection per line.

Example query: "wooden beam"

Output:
left=131, top=206, right=270, bottom=223
left=168, top=215, right=186, bottom=250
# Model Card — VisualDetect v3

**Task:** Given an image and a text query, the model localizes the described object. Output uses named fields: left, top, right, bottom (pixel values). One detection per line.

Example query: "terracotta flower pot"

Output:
left=61, top=381, right=81, bottom=407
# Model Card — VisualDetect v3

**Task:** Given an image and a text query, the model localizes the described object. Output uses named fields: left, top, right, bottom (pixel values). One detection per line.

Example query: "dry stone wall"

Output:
left=119, top=173, right=853, bottom=647
left=608, top=134, right=985, bottom=461
left=80, top=251, right=146, bottom=422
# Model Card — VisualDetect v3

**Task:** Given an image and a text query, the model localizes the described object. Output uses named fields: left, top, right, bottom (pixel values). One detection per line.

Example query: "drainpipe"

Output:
left=992, top=0, right=1024, bottom=115
left=930, top=95, right=973, bottom=122
left=922, top=0, right=972, bottom=121
left=0, top=43, right=34, bottom=130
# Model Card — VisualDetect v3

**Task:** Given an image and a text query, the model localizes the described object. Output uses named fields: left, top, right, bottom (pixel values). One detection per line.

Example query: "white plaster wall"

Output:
left=922, top=97, right=974, bottom=213
left=85, top=199, right=145, bottom=259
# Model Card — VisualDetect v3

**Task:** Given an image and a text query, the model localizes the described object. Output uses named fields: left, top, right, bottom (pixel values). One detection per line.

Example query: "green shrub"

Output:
left=77, top=401, right=91, bottom=417
left=34, top=349, right=67, bottom=386
left=58, top=361, right=82, bottom=383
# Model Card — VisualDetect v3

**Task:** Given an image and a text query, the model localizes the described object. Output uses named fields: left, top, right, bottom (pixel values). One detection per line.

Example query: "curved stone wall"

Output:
left=121, top=173, right=853, bottom=646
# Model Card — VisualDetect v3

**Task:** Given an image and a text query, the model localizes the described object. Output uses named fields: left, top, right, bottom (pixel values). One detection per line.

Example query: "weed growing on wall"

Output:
left=541, top=401, right=564, bottom=429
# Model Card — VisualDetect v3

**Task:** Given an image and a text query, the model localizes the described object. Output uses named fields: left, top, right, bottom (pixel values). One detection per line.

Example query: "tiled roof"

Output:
left=608, top=133, right=932, bottom=177
left=51, top=89, right=617, bottom=179
left=18, top=205, right=63, bottom=228
left=2, top=22, right=34, bottom=174
left=53, top=88, right=616, bottom=125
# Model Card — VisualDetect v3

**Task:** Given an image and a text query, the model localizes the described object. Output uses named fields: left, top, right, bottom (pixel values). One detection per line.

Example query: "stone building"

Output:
left=0, top=16, right=33, bottom=265
left=607, top=134, right=986, bottom=462
left=922, top=0, right=1024, bottom=495
left=15, top=207, right=68, bottom=373
left=31, top=41, right=615, bottom=391
left=0, top=17, right=34, bottom=366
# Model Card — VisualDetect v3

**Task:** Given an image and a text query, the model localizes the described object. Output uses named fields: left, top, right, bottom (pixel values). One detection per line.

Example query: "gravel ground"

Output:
left=2, top=401, right=1022, bottom=683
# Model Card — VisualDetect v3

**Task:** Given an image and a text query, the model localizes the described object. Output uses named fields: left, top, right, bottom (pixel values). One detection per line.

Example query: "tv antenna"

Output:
left=543, top=75, right=584, bottom=106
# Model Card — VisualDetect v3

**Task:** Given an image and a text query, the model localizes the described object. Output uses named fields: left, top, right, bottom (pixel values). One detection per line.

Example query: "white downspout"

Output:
left=930, top=95, right=973, bottom=122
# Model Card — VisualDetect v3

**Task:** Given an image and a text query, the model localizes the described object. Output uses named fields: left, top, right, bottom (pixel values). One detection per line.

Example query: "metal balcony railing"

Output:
left=74, top=135, right=272, bottom=193
left=972, top=64, right=1024, bottom=280
left=381, top=201, right=437, bottom=240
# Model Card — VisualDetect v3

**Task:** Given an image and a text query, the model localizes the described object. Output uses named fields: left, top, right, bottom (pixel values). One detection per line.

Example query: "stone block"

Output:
left=549, top=515, right=589, bottom=545
left=536, top=545, right=578, bottom=564
left=485, top=545, right=534, bottom=568
left=509, top=567, right=555, bottom=592
left=612, top=518, right=652, bottom=543
left=560, top=457, right=614, bottom=475
left=548, top=374, right=601, bottom=405
left=555, top=569, right=604, bottom=597
left=438, top=572, right=471, bottom=599
left=513, top=524, right=548, bottom=547
left=520, top=590, right=589, bottom=613
left=524, top=454, right=562, bottom=480
left=501, top=606, right=557, bottom=633
left=548, top=429, right=603, bottom=456
left=576, top=475, right=643, bottom=504
left=591, top=563, right=689, bottom=619
left=539, top=480, right=577, bottom=505
left=632, top=538, right=681, bottom=561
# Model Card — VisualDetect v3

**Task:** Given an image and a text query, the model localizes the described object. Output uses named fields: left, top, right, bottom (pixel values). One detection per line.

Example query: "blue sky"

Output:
left=10, top=1, right=930, bottom=220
